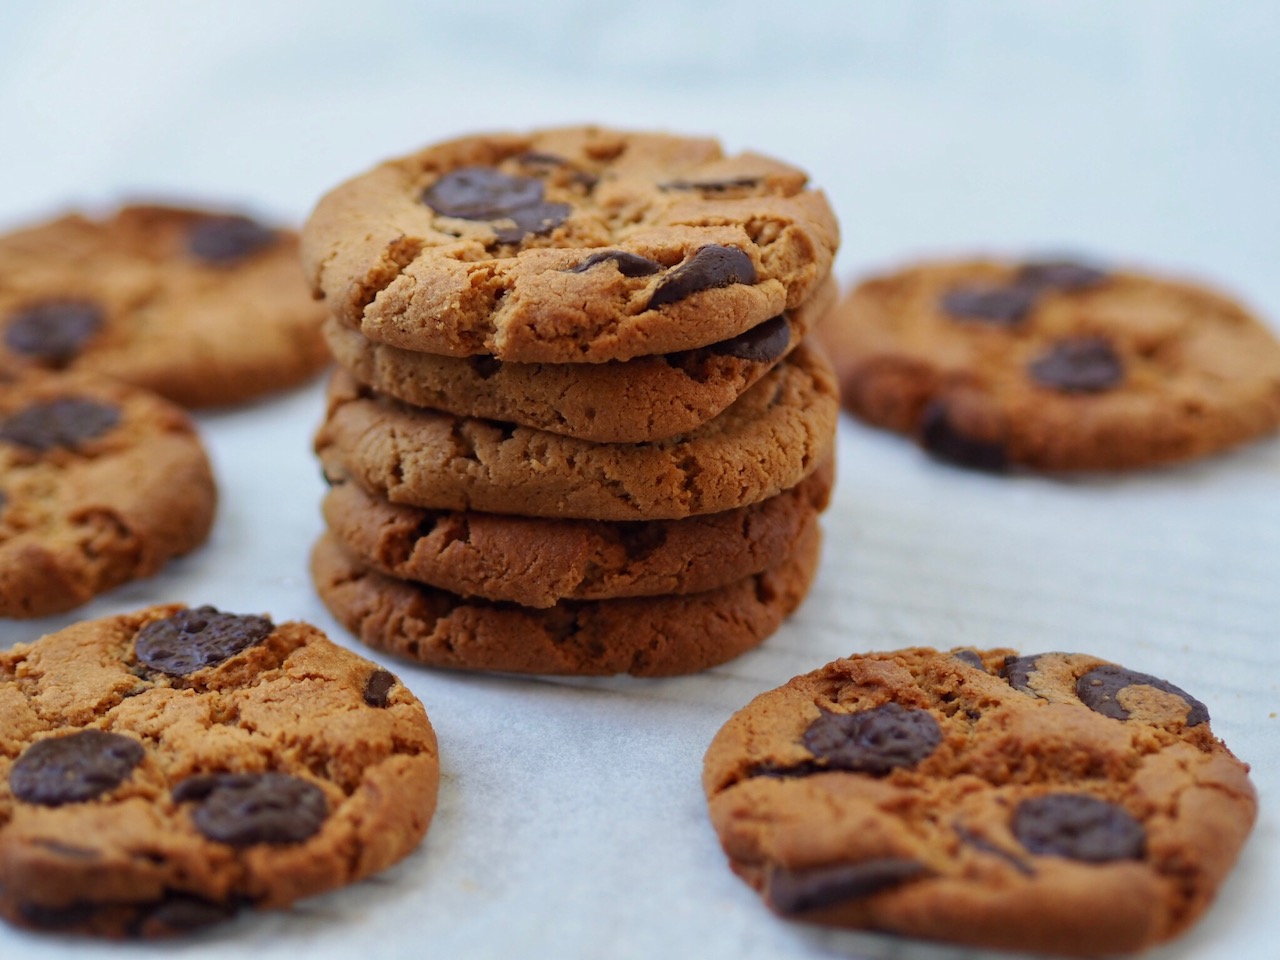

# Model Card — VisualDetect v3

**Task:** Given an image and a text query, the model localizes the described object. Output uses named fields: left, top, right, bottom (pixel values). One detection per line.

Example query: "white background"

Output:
left=1, top=3, right=1277, bottom=958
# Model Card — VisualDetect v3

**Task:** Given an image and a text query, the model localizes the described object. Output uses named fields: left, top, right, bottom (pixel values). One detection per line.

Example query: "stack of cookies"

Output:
left=301, top=127, right=841, bottom=677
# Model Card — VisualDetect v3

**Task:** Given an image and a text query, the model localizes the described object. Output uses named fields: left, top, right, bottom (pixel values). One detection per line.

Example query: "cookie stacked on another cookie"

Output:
left=302, top=127, right=841, bottom=676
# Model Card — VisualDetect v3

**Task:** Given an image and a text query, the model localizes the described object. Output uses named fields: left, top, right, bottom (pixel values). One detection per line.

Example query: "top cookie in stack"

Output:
left=302, top=126, right=841, bottom=677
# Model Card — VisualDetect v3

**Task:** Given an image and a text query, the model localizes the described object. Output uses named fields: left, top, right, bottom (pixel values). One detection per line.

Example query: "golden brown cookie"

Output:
left=0, top=604, right=439, bottom=937
left=315, top=339, right=838, bottom=521
left=301, top=126, right=838, bottom=363
left=0, top=204, right=330, bottom=408
left=823, top=258, right=1280, bottom=470
left=703, top=647, right=1257, bottom=956
left=311, top=517, right=821, bottom=677
left=0, top=371, right=216, bottom=618
left=322, top=276, right=835, bottom=443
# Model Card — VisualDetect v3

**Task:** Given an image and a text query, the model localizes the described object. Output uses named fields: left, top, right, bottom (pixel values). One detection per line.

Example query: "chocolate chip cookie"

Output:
left=0, top=604, right=439, bottom=937
left=311, top=515, right=821, bottom=677
left=0, top=371, right=217, bottom=617
left=703, top=647, right=1256, bottom=956
left=0, top=204, right=330, bottom=407
left=823, top=258, right=1280, bottom=470
left=322, top=276, right=836, bottom=443
left=301, top=126, right=838, bottom=363
left=315, top=339, right=838, bottom=521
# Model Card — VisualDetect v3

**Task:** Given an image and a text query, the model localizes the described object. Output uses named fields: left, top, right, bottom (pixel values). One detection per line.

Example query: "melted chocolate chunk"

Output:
left=1018, top=260, right=1110, bottom=292
left=708, top=315, right=789, bottom=363
left=1013, top=793, right=1145, bottom=862
left=803, top=703, right=942, bottom=775
left=1029, top=336, right=1125, bottom=393
left=1000, top=654, right=1044, bottom=694
left=647, top=245, right=756, bottom=310
left=5, top=300, right=104, bottom=366
left=1076, top=664, right=1208, bottom=726
left=135, top=895, right=238, bottom=935
left=422, top=167, right=570, bottom=243
left=187, top=215, right=277, bottom=266
left=952, top=649, right=987, bottom=671
left=363, top=668, right=397, bottom=707
left=10, top=731, right=144, bottom=806
left=659, top=176, right=762, bottom=192
left=173, top=772, right=328, bottom=846
left=768, top=859, right=928, bottom=915
left=0, top=398, right=121, bottom=451
left=917, top=401, right=1008, bottom=472
left=134, top=606, right=274, bottom=676
left=940, top=283, right=1039, bottom=325
left=567, top=250, right=663, bottom=278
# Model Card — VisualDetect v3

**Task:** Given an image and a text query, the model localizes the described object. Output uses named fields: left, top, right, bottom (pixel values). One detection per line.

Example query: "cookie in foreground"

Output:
left=0, top=604, right=439, bottom=937
left=821, top=258, right=1280, bottom=471
left=702, top=647, right=1256, bottom=956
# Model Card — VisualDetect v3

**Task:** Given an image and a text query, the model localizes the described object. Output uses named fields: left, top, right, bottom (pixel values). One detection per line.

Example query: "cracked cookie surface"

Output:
left=703, top=647, right=1256, bottom=956
left=301, top=126, right=838, bottom=363
left=0, top=371, right=216, bottom=618
left=822, top=258, right=1280, bottom=470
left=0, top=604, right=439, bottom=937
left=0, top=204, right=330, bottom=408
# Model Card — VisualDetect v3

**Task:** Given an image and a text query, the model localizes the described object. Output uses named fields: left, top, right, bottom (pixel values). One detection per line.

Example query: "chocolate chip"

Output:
left=1017, top=260, right=1110, bottom=292
left=421, top=167, right=570, bottom=243
left=917, top=401, right=1008, bottom=472
left=1029, top=336, right=1125, bottom=393
left=567, top=249, right=663, bottom=278
left=952, top=649, right=986, bottom=671
left=940, top=283, right=1039, bottom=325
left=5, top=300, right=104, bottom=366
left=363, top=668, right=397, bottom=707
left=1076, top=664, right=1208, bottom=726
left=647, top=245, right=756, bottom=310
left=134, top=605, right=274, bottom=676
left=173, top=772, right=328, bottom=846
left=469, top=354, right=503, bottom=379
left=135, top=895, right=238, bottom=935
left=0, top=397, right=121, bottom=452
left=10, top=731, right=144, bottom=806
left=707, top=315, right=789, bottom=363
left=1013, top=793, right=1145, bottom=862
left=659, top=177, right=762, bottom=192
left=803, top=703, right=942, bottom=775
left=954, top=824, right=1035, bottom=875
left=1000, top=654, right=1043, bottom=694
left=17, top=901, right=98, bottom=929
left=187, top=215, right=277, bottom=266
left=768, top=859, right=928, bottom=915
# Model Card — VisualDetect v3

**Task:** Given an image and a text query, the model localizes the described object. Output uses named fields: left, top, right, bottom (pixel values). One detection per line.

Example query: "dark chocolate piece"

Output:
left=134, top=605, right=274, bottom=676
left=10, top=731, right=144, bottom=806
left=421, top=167, right=570, bottom=243
left=1000, top=654, right=1044, bottom=694
left=954, top=824, right=1035, bottom=876
left=768, top=859, right=928, bottom=915
left=1013, top=793, right=1145, bottom=862
left=952, top=649, right=987, bottom=671
left=0, top=397, right=120, bottom=452
left=1018, top=260, right=1110, bottom=292
left=1029, top=336, right=1125, bottom=392
left=803, top=703, right=942, bottom=775
left=940, top=283, right=1038, bottom=325
left=173, top=772, right=327, bottom=846
left=708, top=315, right=789, bottom=363
left=917, top=401, right=1008, bottom=472
left=4, top=300, right=104, bottom=366
left=567, top=250, right=663, bottom=278
left=1076, top=664, right=1208, bottom=726
left=647, top=245, right=756, bottom=309
left=187, top=215, right=277, bottom=266
left=659, top=177, right=762, bottom=192
left=363, top=668, right=397, bottom=707
left=134, top=895, right=238, bottom=935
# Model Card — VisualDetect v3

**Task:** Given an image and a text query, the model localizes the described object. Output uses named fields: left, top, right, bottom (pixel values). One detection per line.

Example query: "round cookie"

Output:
left=311, top=517, right=821, bottom=677
left=0, top=370, right=217, bottom=618
left=702, top=648, right=1257, bottom=956
left=301, top=126, right=839, bottom=363
left=315, top=338, right=838, bottom=521
left=0, top=204, right=330, bottom=408
left=323, top=276, right=836, bottom=443
left=0, top=604, right=439, bottom=937
left=322, top=457, right=832, bottom=608
left=822, top=258, right=1280, bottom=470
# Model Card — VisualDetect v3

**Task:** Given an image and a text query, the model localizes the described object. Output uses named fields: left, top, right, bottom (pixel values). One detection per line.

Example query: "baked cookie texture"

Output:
left=0, top=371, right=216, bottom=617
left=703, top=648, right=1257, bottom=956
left=301, top=126, right=839, bottom=363
left=822, top=258, right=1280, bottom=471
left=0, top=604, right=439, bottom=937
left=0, top=204, right=330, bottom=408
